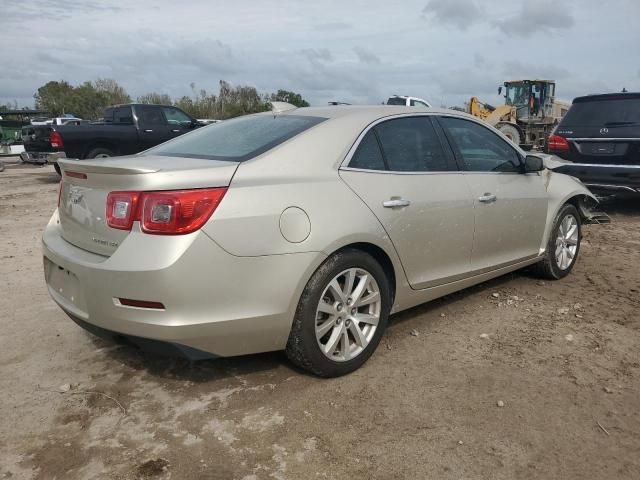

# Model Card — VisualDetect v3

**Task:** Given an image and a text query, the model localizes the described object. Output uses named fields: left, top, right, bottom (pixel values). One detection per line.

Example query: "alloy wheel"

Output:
left=555, top=214, right=579, bottom=270
left=315, top=268, right=381, bottom=362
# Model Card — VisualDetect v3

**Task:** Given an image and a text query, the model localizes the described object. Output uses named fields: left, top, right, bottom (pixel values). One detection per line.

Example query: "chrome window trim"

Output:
left=561, top=163, right=640, bottom=169
left=567, top=138, right=639, bottom=141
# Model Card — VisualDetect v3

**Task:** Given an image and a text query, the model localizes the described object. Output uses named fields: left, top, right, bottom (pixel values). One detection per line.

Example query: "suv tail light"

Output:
left=50, top=131, right=64, bottom=150
left=106, top=188, right=227, bottom=235
left=548, top=134, right=569, bottom=152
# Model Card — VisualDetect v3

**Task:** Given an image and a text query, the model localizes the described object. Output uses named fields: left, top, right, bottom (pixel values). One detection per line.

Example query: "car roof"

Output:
left=277, top=104, right=459, bottom=121
left=573, top=92, right=640, bottom=103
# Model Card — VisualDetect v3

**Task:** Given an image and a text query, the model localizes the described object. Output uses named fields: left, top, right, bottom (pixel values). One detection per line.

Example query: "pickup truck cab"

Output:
left=21, top=104, right=201, bottom=173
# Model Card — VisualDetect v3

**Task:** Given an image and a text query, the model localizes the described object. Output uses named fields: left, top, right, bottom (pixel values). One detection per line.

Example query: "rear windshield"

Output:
left=386, top=97, right=406, bottom=106
left=144, top=114, right=326, bottom=161
left=561, top=98, right=640, bottom=127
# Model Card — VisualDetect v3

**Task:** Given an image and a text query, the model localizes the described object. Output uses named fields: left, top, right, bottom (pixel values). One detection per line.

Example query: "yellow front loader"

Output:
left=467, top=80, right=569, bottom=150
left=467, top=97, right=522, bottom=144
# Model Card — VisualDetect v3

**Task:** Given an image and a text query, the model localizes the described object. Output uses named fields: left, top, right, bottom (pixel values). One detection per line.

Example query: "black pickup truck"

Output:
left=21, top=104, right=202, bottom=174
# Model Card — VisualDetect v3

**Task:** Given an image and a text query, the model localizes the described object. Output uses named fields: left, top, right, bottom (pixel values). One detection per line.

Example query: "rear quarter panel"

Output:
left=200, top=114, right=408, bottom=301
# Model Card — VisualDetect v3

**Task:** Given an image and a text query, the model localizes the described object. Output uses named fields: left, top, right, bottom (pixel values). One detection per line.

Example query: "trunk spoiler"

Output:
left=58, top=158, right=159, bottom=175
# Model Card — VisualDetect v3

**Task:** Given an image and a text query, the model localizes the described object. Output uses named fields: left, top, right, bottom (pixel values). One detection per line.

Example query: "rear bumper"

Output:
left=551, top=163, right=640, bottom=195
left=21, top=151, right=66, bottom=165
left=42, top=210, right=325, bottom=358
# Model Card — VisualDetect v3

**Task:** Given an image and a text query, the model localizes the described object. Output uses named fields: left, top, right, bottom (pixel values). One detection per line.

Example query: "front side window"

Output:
left=375, top=117, right=449, bottom=172
left=439, top=117, right=521, bottom=172
left=136, top=106, right=166, bottom=126
left=144, top=114, right=326, bottom=161
left=163, top=107, right=192, bottom=126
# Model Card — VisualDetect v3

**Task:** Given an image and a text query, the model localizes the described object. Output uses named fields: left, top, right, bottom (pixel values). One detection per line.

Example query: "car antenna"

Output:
left=271, top=102, right=297, bottom=117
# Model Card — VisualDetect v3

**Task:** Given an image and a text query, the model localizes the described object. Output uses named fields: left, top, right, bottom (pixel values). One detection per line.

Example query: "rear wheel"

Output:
left=532, top=204, right=581, bottom=279
left=86, top=147, right=114, bottom=159
left=286, top=249, right=391, bottom=377
left=497, top=123, right=522, bottom=145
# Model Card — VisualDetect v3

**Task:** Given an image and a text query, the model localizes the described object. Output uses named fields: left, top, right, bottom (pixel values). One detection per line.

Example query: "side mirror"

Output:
left=524, top=154, right=544, bottom=173
left=498, top=86, right=503, bottom=95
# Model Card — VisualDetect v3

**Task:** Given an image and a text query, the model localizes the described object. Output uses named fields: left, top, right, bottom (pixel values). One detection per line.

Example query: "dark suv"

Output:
left=547, top=92, right=640, bottom=196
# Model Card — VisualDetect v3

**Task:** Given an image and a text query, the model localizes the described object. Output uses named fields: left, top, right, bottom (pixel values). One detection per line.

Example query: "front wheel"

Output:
left=532, top=204, right=581, bottom=279
left=497, top=123, right=522, bottom=145
left=286, top=249, right=391, bottom=377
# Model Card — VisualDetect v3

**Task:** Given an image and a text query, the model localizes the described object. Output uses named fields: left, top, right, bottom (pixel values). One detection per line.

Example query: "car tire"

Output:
left=532, top=203, right=582, bottom=280
left=286, top=248, right=391, bottom=377
left=86, top=148, right=114, bottom=159
left=53, top=163, right=61, bottom=176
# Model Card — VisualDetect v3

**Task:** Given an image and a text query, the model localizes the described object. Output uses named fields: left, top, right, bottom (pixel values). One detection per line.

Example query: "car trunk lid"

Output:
left=57, top=155, right=239, bottom=256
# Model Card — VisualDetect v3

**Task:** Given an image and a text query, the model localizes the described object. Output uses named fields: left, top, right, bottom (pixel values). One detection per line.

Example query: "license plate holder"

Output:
left=589, top=143, right=615, bottom=155
left=44, top=258, right=88, bottom=314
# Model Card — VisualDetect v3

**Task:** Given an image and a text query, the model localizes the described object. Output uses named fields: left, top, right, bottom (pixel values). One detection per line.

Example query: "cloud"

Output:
left=422, top=0, right=484, bottom=30
left=502, top=60, right=571, bottom=82
left=300, top=48, right=333, bottom=63
left=353, top=47, right=381, bottom=65
left=494, top=1, right=574, bottom=37
left=314, top=21, right=351, bottom=31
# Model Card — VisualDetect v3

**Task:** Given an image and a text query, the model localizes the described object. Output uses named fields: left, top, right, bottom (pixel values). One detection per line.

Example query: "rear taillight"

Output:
left=106, top=188, right=227, bottom=235
left=106, top=191, right=140, bottom=230
left=50, top=131, right=64, bottom=150
left=139, top=188, right=227, bottom=235
left=548, top=134, right=569, bottom=152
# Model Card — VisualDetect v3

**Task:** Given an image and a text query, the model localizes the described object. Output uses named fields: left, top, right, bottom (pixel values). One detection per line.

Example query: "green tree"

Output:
left=137, top=92, right=173, bottom=105
left=269, top=89, right=310, bottom=107
left=34, top=79, right=131, bottom=119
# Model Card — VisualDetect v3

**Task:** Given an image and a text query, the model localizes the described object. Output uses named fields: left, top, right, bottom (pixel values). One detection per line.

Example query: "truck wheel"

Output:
left=497, top=124, right=522, bottom=145
left=86, top=148, right=114, bottom=159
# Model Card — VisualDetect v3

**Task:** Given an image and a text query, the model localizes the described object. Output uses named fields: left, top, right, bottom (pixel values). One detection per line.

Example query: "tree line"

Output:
left=29, top=79, right=309, bottom=120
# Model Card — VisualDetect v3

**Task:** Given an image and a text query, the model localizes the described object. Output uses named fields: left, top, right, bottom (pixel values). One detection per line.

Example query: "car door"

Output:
left=339, top=115, right=475, bottom=289
left=163, top=106, right=195, bottom=139
left=134, top=105, right=171, bottom=150
left=437, top=116, right=548, bottom=272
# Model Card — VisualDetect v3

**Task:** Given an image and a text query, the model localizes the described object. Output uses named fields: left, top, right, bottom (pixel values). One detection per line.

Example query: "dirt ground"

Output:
left=1, top=162, right=639, bottom=480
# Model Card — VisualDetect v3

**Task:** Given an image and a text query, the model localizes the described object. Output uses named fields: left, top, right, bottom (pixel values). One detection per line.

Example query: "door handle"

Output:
left=144, top=129, right=153, bottom=133
left=171, top=129, right=180, bottom=133
left=383, top=198, right=411, bottom=208
left=478, top=193, right=497, bottom=203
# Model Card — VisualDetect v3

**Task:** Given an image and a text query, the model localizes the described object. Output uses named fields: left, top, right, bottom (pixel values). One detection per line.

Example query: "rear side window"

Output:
left=386, top=97, right=406, bottom=106
left=144, top=114, right=326, bottom=161
left=439, top=117, right=521, bottom=172
left=349, top=131, right=386, bottom=170
left=113, top=107, right=133, bottom=125
left=561, top=97, right=640, bottom=127
left=375, top=117, right=449, bottom=172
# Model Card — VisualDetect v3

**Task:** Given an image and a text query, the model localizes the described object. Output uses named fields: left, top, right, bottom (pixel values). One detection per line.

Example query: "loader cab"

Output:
left=503, top=80, right=556, bottom=122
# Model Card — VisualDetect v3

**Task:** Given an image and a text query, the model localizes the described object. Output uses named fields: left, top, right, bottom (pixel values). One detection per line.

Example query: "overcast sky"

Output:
left=2, top=0, right=639, bottom=108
